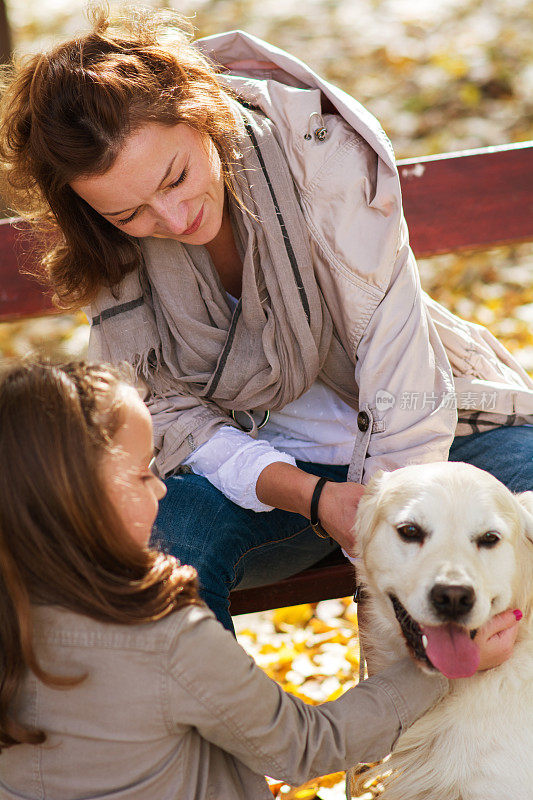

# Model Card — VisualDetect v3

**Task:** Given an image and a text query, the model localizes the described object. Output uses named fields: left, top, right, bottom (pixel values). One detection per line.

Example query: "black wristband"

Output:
left=310, top=476, right=329, bottom=539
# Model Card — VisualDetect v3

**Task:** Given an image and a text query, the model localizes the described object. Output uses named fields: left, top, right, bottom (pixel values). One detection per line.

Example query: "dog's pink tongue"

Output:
left=421, top=624, right=480, bottom=679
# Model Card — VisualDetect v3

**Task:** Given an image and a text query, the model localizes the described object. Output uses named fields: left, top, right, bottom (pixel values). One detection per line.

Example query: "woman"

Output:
left=1, top=7, right=532, bottom=632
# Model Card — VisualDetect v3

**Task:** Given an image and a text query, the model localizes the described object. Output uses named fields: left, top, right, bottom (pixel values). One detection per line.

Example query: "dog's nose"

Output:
left=430, top=583, right=475, bottom=620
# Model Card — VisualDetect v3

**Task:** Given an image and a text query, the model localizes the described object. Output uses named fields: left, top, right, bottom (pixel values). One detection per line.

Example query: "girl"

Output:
left=0, top=360, right=519, bottom=799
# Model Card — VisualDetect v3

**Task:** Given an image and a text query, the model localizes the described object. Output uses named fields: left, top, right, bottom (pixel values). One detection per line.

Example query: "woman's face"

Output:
left=70, top=122, right=226, bottom=243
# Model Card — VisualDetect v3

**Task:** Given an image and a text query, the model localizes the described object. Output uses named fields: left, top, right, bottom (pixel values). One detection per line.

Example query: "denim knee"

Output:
left=153, top=472, right=243, bottom=582
left=449, top=425, right=533, bottom=493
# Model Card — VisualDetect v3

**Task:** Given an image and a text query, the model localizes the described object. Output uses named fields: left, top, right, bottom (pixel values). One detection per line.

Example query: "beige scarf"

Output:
left=88, top=104, right=356, bottom=427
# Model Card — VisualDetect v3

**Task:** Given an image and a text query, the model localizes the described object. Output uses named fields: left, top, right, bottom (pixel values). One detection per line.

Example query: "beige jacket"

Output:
left=0, top=605, right=447, bottom=800
left=135, top=31, right=533, bottom=485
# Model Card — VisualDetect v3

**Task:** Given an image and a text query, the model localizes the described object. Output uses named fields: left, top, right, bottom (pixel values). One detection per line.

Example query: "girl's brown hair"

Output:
left=0, top=5, right=241, bottom=309
left=0, top=360, right=201, bottom=750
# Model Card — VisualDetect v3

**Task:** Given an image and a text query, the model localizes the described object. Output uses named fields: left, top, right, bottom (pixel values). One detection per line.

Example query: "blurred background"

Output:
left=1, top=0, right=532, bottom=369
left=1, top=2, right=532, bottom=796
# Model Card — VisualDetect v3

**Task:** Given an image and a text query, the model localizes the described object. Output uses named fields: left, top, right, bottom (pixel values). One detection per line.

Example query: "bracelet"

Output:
left=310, top=476, right=329, bottom=539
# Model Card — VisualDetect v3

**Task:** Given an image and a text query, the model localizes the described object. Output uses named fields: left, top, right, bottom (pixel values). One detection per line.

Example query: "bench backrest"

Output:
left=1, top=141, right=532, bottom=323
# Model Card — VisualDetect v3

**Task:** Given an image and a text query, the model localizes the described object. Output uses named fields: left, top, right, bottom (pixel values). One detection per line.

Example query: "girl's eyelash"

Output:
left=117, top=209, right=138, bottom=226
left=116, top=167, right=188, bottom=226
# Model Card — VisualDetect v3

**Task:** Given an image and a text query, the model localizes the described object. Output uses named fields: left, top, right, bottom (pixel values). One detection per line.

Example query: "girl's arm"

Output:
left=166, top=605, right=447, bottom=785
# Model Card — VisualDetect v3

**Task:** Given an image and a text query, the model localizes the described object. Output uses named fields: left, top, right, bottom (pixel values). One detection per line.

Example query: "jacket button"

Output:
left=357, top=411, right=370, bottom=432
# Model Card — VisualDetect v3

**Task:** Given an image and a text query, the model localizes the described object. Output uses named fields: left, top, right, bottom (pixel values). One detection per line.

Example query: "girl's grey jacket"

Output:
left=1, top=604, right=447, bottom=799
left=128, top=30, right=533, bottom=484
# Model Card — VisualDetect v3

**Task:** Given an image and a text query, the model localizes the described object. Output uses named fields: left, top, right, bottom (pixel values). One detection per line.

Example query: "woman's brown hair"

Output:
left=0, top=4, right=241, bottom=309
left=0, top=360, right=200, bottom=750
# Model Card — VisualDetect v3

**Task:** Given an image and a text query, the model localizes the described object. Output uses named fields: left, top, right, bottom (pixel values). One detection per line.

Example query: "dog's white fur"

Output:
left=348, top=462, right=533, bottom=800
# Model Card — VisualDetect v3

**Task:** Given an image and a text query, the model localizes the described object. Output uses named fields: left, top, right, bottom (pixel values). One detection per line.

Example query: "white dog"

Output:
left=348, top=462, right=533, bottom=800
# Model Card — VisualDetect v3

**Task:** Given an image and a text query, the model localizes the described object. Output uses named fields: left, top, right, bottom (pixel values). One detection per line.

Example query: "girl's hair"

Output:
left=0, top=360, right=201, bottom=750
left=0, top=4, right=241, bottom=309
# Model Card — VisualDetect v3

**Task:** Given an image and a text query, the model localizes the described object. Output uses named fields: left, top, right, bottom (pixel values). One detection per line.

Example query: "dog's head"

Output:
left=355, top=462, right=533, bottom=679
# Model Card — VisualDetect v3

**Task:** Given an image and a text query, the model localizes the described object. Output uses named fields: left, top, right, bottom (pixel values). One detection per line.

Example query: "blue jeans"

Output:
left=153, top=425, right=533, bottom=633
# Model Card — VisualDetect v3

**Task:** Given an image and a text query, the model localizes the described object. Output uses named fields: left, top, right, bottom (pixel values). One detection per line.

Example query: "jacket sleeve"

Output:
left=146, top=392, right=241, bottom=478
left=353, top=217, right=458, bottom=483
left=183, top=425, right=297, bottom=511
left=165, top=606, right=447, bottom=785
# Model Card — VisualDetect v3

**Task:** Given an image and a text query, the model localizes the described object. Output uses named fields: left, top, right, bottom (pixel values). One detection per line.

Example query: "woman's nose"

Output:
left=150, top=194, right=189, bottom=234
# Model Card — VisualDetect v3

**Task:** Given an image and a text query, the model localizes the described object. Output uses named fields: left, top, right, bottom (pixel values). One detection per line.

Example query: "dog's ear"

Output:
left=354, top=470, right=392, bottom=554
left=516, top=491, right=533, bottom=545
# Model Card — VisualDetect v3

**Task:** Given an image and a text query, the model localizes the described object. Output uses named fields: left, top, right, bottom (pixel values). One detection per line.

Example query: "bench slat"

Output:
left=1, top=142, right=532, bottom=323
left=0, top=220, right=55, bottom=320
left=230, top=558, right=356, bottom=616
left=399, top=141, right=533, bottom=256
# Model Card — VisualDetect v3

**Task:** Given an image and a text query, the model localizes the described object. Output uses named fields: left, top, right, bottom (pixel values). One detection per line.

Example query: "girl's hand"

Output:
left=475, top=609, right=521, bottom=671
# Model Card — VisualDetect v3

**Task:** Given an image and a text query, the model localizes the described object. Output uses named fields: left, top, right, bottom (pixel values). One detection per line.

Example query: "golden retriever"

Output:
left=348, top=462, right=533, bottom=800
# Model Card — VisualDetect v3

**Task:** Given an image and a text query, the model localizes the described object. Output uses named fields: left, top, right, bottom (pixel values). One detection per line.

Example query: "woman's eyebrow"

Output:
left=102, top=153, right=179, bottom=216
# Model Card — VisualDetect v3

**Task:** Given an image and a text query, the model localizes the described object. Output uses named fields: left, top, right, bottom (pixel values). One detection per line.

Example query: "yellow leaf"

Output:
left=316, top=772, right=345, bottom=788
left=293, top=788, right=318, bottom=799
left=273, top=604, right=314, bottom=630
left=459, top=83, right=482, bottom=108
left=431, top=52, right=469, bottom=78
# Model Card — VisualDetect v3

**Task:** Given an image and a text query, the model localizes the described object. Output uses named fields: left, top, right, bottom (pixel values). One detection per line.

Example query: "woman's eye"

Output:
left=477, top=531, right=501, bottom=548
left=168, top=166, right=188, bottom=190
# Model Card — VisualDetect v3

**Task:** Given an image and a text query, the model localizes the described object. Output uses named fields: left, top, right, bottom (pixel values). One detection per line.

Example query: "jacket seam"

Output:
left=304, top=224, right=380, bottom=356
left=33, top=674, right=45, bottom=800
left=303, top=210, right=384, bottom=302
left=305, top=136, right=365, bottom=195
left=369, top=675, right=409, bottom=733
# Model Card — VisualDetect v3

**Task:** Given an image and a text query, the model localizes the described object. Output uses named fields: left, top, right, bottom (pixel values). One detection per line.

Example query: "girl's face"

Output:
left=70, top=122, right=226, bottom=243
left=101, top=386, right=167, bottom=547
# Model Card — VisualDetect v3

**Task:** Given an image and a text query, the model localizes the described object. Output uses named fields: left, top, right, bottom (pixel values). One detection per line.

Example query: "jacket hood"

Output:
left=195, top=29, right=397, bottom=172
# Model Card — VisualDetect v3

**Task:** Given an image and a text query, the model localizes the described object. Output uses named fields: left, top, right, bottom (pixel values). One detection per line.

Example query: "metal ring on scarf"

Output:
left=230, top=409, right=270, bottom=432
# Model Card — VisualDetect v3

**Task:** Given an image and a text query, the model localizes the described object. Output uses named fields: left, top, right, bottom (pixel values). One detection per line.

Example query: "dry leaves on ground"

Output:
left=236, top=599, right=381, bottom=800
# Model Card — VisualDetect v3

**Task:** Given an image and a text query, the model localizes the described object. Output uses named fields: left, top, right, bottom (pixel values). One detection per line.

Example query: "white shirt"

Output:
left=183, top=378, right=357, bottom=511
left=182, top=293, right=357, bottom=511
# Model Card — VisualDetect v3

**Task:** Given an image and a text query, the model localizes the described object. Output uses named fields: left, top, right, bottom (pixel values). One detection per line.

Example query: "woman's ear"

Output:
left=353, top=470, right=391, bottom=556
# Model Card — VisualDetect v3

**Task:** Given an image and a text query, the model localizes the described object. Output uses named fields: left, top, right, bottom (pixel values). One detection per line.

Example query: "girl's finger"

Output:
left=476, top=608, right=520, bottom=641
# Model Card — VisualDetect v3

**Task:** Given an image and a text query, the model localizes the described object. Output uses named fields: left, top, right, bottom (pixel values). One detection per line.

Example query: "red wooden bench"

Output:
left=1, top=140, right=532, bottom=615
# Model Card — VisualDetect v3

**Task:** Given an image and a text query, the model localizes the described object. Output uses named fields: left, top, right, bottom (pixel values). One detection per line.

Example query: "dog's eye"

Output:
left=397, top=523, right=425, bottom=543
left=477, top=530, right=501, bottom=548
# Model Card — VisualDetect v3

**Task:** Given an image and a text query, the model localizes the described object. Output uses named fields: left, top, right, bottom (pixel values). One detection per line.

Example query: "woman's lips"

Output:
left=182, top=204, right=204, bottom=236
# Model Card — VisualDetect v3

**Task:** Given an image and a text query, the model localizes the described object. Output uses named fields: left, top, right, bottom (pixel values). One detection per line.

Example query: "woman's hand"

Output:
left=255, top=462, right=364, bottom=554
left=475, top=609, right=522, bottom=671
left=312, top=480, right=365, bottom=554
